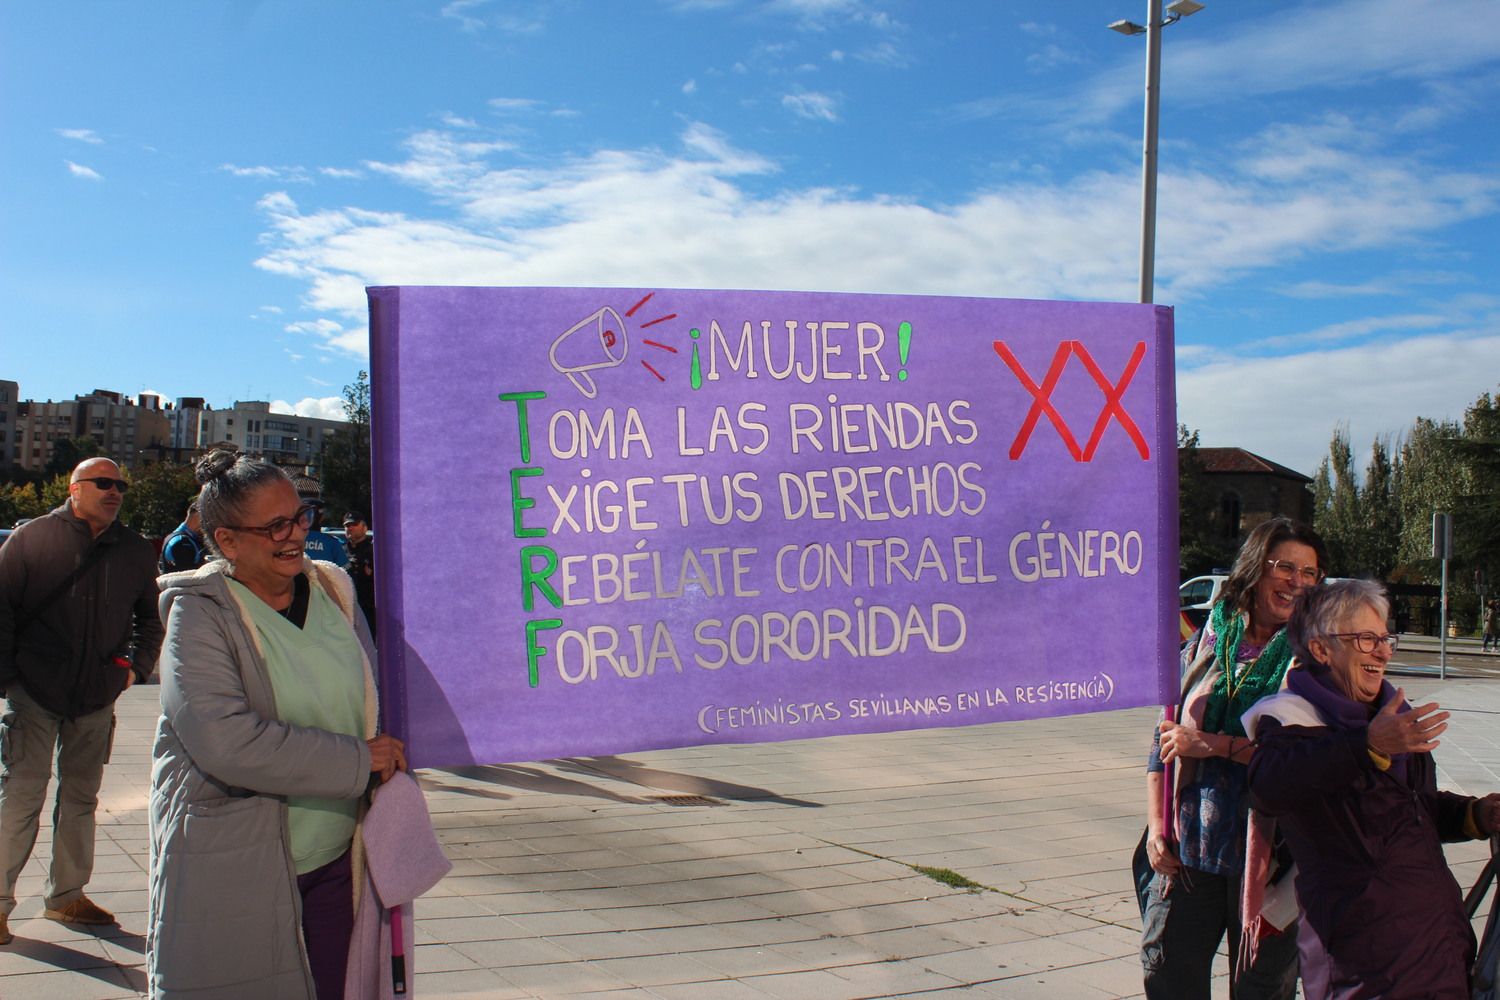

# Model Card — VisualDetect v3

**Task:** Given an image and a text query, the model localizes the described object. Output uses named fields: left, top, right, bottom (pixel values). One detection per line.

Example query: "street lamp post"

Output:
left=1111, top=0, right=1204, bottom=304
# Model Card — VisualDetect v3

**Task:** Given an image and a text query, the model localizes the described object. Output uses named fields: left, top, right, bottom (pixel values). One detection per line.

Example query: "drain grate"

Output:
left=648, top=794, right=726, bottom=807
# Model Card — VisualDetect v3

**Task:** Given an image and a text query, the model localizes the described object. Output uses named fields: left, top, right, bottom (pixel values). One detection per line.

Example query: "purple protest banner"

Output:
left=367, top=286, right=1178, bottom=769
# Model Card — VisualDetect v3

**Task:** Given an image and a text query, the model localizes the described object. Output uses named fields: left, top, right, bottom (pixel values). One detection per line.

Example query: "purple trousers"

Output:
left=297, top=849, right=354, bottom=1000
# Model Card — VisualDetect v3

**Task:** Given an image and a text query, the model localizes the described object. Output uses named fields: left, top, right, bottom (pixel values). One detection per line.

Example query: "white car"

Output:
left=1179, top=574, right=1228, bottom=631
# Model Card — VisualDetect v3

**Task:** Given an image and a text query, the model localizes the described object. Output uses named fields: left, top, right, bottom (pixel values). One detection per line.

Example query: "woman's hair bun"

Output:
left=195, top=448, right=241, bottom=485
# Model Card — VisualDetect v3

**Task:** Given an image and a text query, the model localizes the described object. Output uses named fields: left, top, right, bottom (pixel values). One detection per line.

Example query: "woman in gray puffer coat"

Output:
left=148, top=451, right=405, bottom=1000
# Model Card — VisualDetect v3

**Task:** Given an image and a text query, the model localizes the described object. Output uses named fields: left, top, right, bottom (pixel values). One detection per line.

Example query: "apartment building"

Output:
left=0, top=380, right=350, bottom=474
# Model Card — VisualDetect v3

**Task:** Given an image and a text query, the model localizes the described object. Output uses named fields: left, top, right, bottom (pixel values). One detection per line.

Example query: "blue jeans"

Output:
left=1141, top=865, right=1299, bottom=1000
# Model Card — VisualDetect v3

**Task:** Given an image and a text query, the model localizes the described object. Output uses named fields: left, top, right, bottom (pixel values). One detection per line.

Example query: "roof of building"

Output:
left=1194, top=447, right=1312, bottom=482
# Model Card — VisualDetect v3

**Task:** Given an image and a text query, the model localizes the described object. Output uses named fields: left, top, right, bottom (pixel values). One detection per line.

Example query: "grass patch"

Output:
left=826, top=841, right=996, bottom=893
left=911, top=864, right=986, bottom=891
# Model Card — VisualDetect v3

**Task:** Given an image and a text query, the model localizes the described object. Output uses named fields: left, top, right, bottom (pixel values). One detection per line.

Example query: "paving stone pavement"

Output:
left=2, top=675, right=1497, bottom=999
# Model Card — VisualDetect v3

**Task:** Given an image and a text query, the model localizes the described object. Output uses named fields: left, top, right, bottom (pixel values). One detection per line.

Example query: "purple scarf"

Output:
left=1287, top=659, right=1410, bottom=783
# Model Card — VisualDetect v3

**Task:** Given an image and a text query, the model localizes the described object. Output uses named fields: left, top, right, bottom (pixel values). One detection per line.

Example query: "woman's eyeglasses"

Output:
left=1265, top=559, right=1324, bottom=584
left=222, top=504, right=318, bottom=542
left=1332, top=631, right=1399, bottom=654
left=77, top=476, right=129, bottom=493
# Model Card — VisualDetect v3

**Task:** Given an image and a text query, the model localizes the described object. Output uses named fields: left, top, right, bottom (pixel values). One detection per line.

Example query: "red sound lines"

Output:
left=625, top=293, right=654, bottom=317
left=642, top=339, right=677, bottom=353
left=640, top=312, right=677, bottom=328
left=641, top=360, right=666, bottom=382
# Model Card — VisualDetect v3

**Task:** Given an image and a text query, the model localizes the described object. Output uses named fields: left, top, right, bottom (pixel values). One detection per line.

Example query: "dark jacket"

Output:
left=0, top=500, right=164, bottom=716
left=345, top=535, right=375, bottom=617
left=1249, top=710, right=1479, bottom=999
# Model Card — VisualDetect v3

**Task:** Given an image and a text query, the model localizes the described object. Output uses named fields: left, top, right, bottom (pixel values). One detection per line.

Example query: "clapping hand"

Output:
left=1366, top=689, right=1448, bottom=756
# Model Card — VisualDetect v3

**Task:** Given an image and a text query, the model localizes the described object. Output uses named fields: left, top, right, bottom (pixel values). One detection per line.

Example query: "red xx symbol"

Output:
left=992, top=340, right=1151, bottom=461
left=1072, top=340, right=1149, bottom=460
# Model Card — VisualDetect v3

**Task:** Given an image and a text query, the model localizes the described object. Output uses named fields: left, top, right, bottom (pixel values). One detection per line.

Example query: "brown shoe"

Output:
left=43, top=895, right=116, bottom=925
left=0, top=913, right=11, bottom=945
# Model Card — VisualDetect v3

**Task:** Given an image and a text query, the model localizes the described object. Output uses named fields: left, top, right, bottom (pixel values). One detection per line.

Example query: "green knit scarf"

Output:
left=1200, top=598, right=1293, bottom=738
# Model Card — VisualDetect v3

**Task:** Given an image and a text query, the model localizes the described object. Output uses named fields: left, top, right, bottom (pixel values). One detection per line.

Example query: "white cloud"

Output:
left=282, top=317, right=368, bottom=355
left=249, top=119, right=1500, bottom=470
left=1179, top=331, right=1500, bottom=477
left=66, top=161, right=102, bottom=181
left=1279, top=279, right=1400, bottom=299
left=488, top=97, right=543, bottom=114
left=57, top=128, right=103, bottom=144
left=1279, top=270, right=1468, bottom=299
left=440, top=0, right=543, bottom=33
left=682, top=79, right=698, bottom=95
left=782, top=90, right=840, bottom=121
left=767, top=0, right=901, bottom=33
left=440, top=113, right=478, bottom=128
left=319, top=166, right=363, bottom=180
left=962, top=0, right=1500, bottom=126
left=270, top=396, right=346, bottom=420
left=1026, top=44, right=1082, bottom=72
left=1254, top=313, right=1447, bottom=352
left=251, top=119, right=1495, bottom=314
left=853, top=41, right=908, bottom=68
left=222, top=163, right=310, bottom=182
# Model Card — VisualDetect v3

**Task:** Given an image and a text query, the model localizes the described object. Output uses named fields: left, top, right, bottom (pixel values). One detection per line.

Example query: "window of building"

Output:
left=1219, top=492, right=1243, bottom=539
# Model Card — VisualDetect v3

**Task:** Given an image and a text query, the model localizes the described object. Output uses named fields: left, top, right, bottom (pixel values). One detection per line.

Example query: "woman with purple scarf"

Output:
left=1246, top=579, right=1500, bottom=999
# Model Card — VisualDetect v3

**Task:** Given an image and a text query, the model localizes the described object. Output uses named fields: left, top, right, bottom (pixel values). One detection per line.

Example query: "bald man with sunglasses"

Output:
left=0, top=457, right=163, bottom=945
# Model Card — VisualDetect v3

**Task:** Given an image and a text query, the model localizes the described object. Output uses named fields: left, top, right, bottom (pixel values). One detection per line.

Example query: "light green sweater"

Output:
left=229, top=578, right=367, bottom=874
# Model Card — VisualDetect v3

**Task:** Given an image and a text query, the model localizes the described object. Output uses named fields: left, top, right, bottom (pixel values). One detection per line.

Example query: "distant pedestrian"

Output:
left=342, top=512, right=375, bottom=640
left=158, top=500, right=206, bottom=575
left=0, top=458, right=163, bottom=946
left=1484, top=599, right=1498, bottom=653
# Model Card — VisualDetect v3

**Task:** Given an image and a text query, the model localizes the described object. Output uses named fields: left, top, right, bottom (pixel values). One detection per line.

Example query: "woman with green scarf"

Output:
left=1140, top=517, right=1328, bottom=1000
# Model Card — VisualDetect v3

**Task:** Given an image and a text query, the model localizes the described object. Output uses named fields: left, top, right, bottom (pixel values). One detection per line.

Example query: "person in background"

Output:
left=290, top=473, right=347, bottom=568
left=149, top=450, right=403, bottom=998
left=342, top=512, right=376, bottom=641
left=1484, top=598, right=1498, bottom=653
left=0, top=458, right=163, bottom=946
left=1140, top=516, right=1328, bottom=1000
left=158, top=500, right=206, bottom=575
left=1247, top=579, right=1500, bottom=999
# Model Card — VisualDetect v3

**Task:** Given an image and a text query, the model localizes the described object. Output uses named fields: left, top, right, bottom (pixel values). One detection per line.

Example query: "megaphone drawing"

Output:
left=550, top=306, right=629, bottom=399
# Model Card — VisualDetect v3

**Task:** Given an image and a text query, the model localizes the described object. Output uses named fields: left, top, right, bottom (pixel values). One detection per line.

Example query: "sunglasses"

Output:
left=78, top=476, right=129, bottom=493
left=221, top=504, right=319, bottom=543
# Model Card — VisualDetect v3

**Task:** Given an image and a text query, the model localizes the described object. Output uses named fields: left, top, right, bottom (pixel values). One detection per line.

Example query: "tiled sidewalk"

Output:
left=2, top=678, right=1497, bottom=999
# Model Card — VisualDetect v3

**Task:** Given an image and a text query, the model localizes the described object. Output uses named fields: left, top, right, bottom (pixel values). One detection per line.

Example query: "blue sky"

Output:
left=3, top=0, right=1497, bottom=476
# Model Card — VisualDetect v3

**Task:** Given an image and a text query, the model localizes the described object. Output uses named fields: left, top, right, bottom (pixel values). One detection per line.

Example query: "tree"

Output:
left=1360, top=437, right=1400, bottom=581
left=319, top=370, right=372, bottom=523
left=1312, top=424, right=1362, bottom=576
left=0, top=481, right=47, bottom=526
left=120, top=461, right=199, bottom=537
left=1444, top=390, right=1500, bottom=623
left=1178, top=425, right=1233, bottom=575
left=38, top=473, right=70, bottom=512
left=44, top=435, right=103, bottom=477
left=1395, top=417, right=1460, bottom=571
